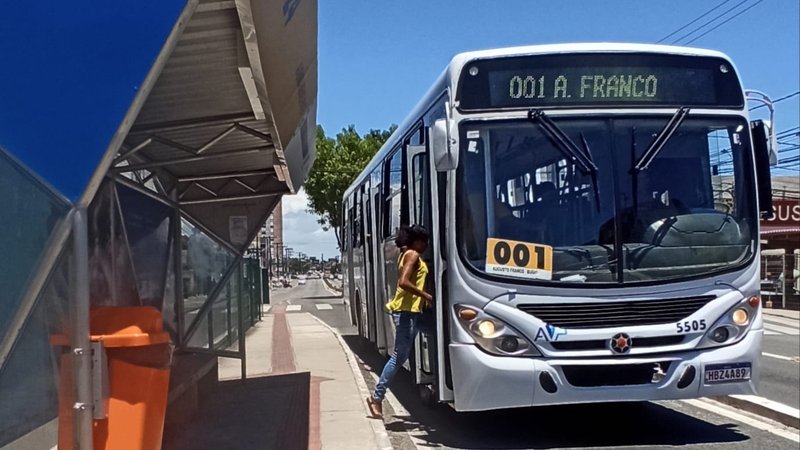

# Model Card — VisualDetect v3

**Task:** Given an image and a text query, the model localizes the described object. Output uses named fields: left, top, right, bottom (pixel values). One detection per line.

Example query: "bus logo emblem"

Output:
left=610, top=333, right=631, bottom=354
left=534, top=324, right=567, bottom=342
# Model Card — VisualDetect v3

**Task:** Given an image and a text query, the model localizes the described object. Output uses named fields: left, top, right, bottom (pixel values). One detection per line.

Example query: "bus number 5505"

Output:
left=677, top=319, right=707, bottom=333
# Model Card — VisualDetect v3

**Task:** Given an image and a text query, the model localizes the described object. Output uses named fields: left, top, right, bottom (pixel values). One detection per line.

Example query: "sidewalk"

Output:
left=163, top=305, right=389, bottom=449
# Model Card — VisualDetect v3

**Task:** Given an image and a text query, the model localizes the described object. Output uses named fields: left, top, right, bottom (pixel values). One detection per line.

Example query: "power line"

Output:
left=776, top=126, right=800, bottom=137
left=684, top=0, right=764, bottom=45
left=670, top=0, right=753, bottom=45
left=656, top=0, right=733, bottom=43
left=750, top=91, right=800, bottom=111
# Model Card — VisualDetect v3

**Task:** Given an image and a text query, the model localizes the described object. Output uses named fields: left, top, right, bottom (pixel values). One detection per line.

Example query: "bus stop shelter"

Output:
left=0, top=1, right=317, bottom=447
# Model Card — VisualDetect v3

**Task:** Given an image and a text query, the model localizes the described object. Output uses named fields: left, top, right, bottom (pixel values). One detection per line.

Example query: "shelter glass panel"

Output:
left=211, top=266, right=241, bottom=352
left=117, top=184, right=173, bottom=310
left=88, top=182, right=139, bottom=307
left=162, top=238, right=177, bottom=340
left=0, top=149, right=69, bottom=338
left=181, top=218, right=235, bottom=338
left=0, top=238, right=72, bottom=448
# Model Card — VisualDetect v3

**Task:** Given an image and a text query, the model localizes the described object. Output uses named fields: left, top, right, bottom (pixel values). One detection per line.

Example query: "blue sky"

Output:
left=283, top=0, right=800, bottom=258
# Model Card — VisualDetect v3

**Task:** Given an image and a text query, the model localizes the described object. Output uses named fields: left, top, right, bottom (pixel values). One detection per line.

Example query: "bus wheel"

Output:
left=417, top=384, right=436, bottom=406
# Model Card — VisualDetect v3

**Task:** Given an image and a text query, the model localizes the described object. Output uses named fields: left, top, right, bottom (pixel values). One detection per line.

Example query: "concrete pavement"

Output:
left=163, top=281, right=388, bottom=449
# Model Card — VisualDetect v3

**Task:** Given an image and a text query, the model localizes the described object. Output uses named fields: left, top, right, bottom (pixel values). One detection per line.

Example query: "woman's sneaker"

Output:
left=366, top=397, right=383, bottom=418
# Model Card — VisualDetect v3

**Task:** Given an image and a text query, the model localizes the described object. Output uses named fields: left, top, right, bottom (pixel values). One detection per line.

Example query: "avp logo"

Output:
left=534, top=324, right=567, bottom=342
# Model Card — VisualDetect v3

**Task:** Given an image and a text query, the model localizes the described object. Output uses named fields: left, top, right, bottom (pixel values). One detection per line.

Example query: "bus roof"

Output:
left=447, top=42, right=731, bottom=71
left=343, top=43, right=737, bottom=200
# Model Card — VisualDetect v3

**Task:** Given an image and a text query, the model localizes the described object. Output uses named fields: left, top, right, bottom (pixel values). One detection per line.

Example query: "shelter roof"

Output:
left=112, top=0, right=318, bottom=251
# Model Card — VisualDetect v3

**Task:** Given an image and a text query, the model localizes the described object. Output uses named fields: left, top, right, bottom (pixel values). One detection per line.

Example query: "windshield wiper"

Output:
left=529, top=109, right=596, bottom=174
left=633, top=107, right=690, bottom=172
left=528, top=109, right=601, bottom=212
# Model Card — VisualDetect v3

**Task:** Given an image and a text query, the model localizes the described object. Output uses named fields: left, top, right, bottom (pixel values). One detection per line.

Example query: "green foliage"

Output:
left=304, top=124, right=396, bottom=247
left=287, top=258, right=312, bottom=274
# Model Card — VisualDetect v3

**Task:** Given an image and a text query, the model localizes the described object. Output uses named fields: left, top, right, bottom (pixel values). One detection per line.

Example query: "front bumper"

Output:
left=449, top=329, right=762, bottom=412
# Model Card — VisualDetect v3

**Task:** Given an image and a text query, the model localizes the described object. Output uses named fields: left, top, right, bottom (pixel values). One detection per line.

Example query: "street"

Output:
left=268, top=280, right=799, bottom=450
left=761, top=311, right=800, bottom=411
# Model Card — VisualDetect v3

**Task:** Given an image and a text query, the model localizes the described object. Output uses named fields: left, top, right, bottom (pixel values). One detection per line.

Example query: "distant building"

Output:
left=761, top=176, right=799, bottom=251
left=250, top=200, right=284, bottom=275
left=760, top=176, right=799, bottom=309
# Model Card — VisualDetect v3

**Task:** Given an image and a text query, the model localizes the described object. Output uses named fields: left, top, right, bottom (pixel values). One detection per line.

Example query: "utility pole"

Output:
left=285, top=247, right=294, bottom=277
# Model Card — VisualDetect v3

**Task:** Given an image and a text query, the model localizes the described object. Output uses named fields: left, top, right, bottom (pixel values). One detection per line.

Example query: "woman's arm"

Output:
left=398, top=250, right=433, bottom=302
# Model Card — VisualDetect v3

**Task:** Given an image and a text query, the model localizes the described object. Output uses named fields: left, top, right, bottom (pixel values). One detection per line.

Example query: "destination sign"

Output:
left=458, top=53, right=744, bottom=110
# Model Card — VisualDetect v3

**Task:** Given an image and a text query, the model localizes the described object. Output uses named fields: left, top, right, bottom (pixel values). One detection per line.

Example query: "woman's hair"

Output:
left=395, top=224, right=430, bottom=248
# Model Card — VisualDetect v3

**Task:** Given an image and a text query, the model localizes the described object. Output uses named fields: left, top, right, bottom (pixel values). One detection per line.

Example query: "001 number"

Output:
left=493, top=241, right=547, bottom=269
left=676, top=319, right=706, bottom=333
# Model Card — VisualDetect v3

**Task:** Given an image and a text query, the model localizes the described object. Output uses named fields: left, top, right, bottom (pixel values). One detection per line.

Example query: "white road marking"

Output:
left=764, top=322, right=800, bottom=335
left=684, top=398, right=799, bottom=443
left=730, top=394, right=800, bottom=421
left=763, top=315, right=800, bottom=328
left=261, top=305, right=272, bottom=314
left=286, top=305, right=302, bottom=312
left=315, top=303, right=333, bottom=310
left=765, top=330, right=780, bottom=336
left=763, top=352, right=799, bottom=362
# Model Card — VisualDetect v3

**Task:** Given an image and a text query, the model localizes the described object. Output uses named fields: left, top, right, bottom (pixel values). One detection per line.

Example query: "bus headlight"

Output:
left=455, top=305, right=540, bottom=357
left=732, top=308, right=749, bottom=326
left=698, top=296, right=760, bottom=349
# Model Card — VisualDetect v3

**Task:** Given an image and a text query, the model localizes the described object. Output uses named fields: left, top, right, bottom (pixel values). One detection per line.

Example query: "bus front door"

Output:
left=407, top=144, right=436, bottom=387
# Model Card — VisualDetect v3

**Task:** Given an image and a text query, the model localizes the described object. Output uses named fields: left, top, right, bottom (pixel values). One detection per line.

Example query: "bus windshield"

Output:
left=457, top=115, right=757, bottom=284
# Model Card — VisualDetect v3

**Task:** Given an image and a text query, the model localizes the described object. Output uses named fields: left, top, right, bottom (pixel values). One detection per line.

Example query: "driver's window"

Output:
left=708, top=128, right=736, bottom=213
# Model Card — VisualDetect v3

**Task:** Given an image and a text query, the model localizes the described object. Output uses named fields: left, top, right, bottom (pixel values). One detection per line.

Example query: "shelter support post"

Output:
left=238, top=262, right=247, bottom=381
left=71, top=207, right=93, bottom=450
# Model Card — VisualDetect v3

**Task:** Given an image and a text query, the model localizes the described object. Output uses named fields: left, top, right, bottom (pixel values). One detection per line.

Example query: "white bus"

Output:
left=342, top=43, right=777, bottom=411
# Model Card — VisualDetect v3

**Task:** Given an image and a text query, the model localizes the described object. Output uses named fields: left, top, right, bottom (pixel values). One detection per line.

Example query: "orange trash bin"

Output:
left=56, top=306, right=172, bottom=450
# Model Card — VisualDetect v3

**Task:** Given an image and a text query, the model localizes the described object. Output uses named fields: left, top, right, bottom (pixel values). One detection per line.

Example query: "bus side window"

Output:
left=341, top=201, right=349, bottom=252
left=383, top=149, right=405, bottom=239
left=411, top=155, right=423, bottom=223
left=352, top=189, right=361, bottom=249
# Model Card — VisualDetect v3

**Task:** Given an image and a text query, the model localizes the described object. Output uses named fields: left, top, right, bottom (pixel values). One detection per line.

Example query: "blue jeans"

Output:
left=373, top=312, right=420, bottom=401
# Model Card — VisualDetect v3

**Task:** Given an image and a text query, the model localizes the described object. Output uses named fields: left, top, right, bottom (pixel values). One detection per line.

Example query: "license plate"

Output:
left=704, top=362, right=751, bottom=384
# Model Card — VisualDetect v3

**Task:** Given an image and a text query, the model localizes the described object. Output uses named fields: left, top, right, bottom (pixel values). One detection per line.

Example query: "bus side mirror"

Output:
left=751, top=120, right=774, bottom=219
left=431, top=118, right=458, bottom=171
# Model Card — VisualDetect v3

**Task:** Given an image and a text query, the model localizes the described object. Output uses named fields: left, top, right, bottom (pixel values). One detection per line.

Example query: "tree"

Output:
left=304, top=124, right=396, bottom=247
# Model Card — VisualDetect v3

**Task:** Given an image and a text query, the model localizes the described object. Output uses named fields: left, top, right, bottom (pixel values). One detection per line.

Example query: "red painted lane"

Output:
left=270, top=304, right=297, bottom=374
left=270, top=304, right=322, bottom=449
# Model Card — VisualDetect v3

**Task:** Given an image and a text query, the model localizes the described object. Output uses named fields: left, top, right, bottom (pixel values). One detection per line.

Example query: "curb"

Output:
left=322, top=276, right=343, bottom=294
left=712, top=395, right=800, bottom=429
left=308, top=314, right=394, bottom=450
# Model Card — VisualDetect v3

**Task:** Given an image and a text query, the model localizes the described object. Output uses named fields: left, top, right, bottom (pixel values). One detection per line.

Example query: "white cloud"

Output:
left=282, top=188, right=311, bottom=215
left=281, top=188, right=340, bottom=259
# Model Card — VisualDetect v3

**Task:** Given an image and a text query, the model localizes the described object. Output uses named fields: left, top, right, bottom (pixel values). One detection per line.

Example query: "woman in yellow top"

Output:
left=367, top=225, right=432, bottom=418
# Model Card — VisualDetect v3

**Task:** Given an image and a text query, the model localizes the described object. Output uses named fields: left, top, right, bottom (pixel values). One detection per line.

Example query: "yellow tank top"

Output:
left=385, top=250, right=429, bottom=313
